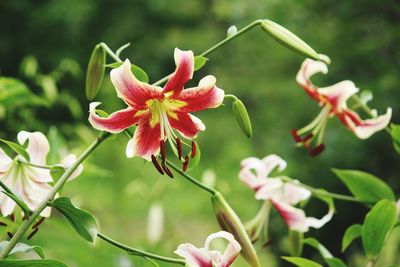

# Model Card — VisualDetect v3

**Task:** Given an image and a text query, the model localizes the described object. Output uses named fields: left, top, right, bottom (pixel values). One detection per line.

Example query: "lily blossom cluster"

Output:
left=89, top=48, right=224, bottom=176
left=239, top=155, right=334, bottom=233
left=292, top=55, right=392, bottom=156
left=175, top=231, right=241, bottom=267
left=0, top=131, right=82, bottom=217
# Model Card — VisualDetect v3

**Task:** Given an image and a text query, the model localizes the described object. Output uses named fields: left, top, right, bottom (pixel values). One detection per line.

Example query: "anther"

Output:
left=151, top=155, right=164, bottom=175
left=10, top=213, right=15, bottom=222
left=161, top=162, right=174, bottom=178
left=262, top=239, right=273, bottom=248
left=160, top=140, right=166, bottom=162
left=0, top=221, right=7, bottom=227
left=27, top=228, right=39, bottom=240
left=182, top=156, right=190, bottom=172
left=309, top=144, right=325, bottom=157
left=176, top=138, right=182, bottom=160
left=32, top=217, right=45, bottom=229
left=302, top=133, right=314, bottom=142
left=7, top=232, right=13, bottom=239
left=191, top=141, right=197, bottom=158
left=291, top=129, right=302, bottom=142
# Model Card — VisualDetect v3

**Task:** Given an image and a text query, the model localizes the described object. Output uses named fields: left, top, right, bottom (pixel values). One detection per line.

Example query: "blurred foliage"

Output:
left=0, top=0, right=399, bottom=266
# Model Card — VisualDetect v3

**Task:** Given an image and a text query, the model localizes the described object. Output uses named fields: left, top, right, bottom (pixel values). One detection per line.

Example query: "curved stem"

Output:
left=17, top=161, right=52, bottom=169
left=100, top=42, right=122, bottom=63
left=97, top=232, right=186, bottom=265
left=166, top=159, right=217, bottom=195
left=0, top=132, right=111, bottom=259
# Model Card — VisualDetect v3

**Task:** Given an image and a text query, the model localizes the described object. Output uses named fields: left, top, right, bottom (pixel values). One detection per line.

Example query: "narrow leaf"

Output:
left=85, top=44, right=106, bottom=100
left=333, top=169, right=395, bottom=203
left=342, top=224, right=362, bottom=252
left=1, top=191, right=30, bottom=216
left=105, top=62, right=149, bottom=83
left=390, top=123, right=400, bottom=154
left=325, top=258, right=348, bottom=267
left=282, top=257, right=323, bottom=267
left=51, top=197, right=98, bottom=243
left=194, top=56, right=208, bottom=71
left=0, top=259, right=68, bottom=267
left=362, top=199, right=397, bottom=258
left=0, top=241, right=45, bottom=258
left=303, top=238, right=333, bottom=259
left=0, top=139, right=29, bottom=160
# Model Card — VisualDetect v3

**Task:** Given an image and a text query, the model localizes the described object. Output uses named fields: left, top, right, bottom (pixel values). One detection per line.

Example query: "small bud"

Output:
left=85, top=44, right=106, bottom=100
left=260, top=19, right=319, bottom=61
left=232, top=99, right=253, bottom=138
left=227, top=25, right=238, bottom=38
left=211, top=192, right=261, bottom=267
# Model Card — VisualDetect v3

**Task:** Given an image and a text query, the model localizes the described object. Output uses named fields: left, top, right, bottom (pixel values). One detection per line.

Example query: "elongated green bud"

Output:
left=85, top=44, right=106, bottom=100
left=232, top=99, right=253, bottom=138
left=212, top=192, right=261, bottom=267
left=261, top=19, right=320, bottom=61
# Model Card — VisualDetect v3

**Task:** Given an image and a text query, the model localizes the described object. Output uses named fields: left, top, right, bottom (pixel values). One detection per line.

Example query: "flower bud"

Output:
left=232, top=99, right=253, bottom=138
left=85, top=44, right=106, bottom=100
left=227, top=25, right=238, bottom=37
left=261, top=19, right=320, bottom=61
left=211, top=192, right=261, bottom=267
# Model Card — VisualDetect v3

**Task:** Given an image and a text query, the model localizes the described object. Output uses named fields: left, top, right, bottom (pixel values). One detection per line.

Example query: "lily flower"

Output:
left=292, top=56, right=392, bottom=156
left=175, top=231, right=241, bottom=267
left=239, top=155, right=333, bottom=233
left=0, top=131, right=82, bottom=217
left=88, top=48, right=224, bottom=173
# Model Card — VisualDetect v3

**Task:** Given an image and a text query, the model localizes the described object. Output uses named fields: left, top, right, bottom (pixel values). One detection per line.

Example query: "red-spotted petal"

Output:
left=168, top=113, right=205, bottom=139
left=110, top=59, right=163, bottom=109
left=126, top=114, right=161, bottom=160
left=175, top=244, right=212, bottom=267
left=163, top=48, right=194, bottom=94
left=88, top=102, right=144, bottom=133
left=173, top=76, right=225, bottom=112
left=17, top=131, right=49, bottom=165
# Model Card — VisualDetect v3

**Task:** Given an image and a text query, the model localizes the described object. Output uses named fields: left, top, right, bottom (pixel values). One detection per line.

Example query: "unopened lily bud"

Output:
left=232, top=98, right=253, bottom=138
left=227, top=25, right=238, bottom=37
left=261, top=19, right=320, bottom=61
left=211, top=192, right=261, bottom=267
left=85, top=44, right=106, bottom=100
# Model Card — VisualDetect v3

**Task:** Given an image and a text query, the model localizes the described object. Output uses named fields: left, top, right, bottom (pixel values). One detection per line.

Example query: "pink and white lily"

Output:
left=89, top=48, right=224, bottom=173
left=175, top=231, right=241, bottom=267
left=0, top=131, right=82, bottom=217
left=292, top=56, right=392, bottom=156
left=239, top=155, right=333, bottom=233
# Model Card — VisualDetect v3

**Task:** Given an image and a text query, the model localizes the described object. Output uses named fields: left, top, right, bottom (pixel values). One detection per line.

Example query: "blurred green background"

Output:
left=0, top=0, right=399, bottom=266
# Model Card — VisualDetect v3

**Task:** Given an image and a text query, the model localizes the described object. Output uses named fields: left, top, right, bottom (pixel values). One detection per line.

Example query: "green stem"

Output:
left=152, top=19, right=263, bottom=87
left=18, top=161, right=52, bottom=169
left=100, top=42, right=122, bottom=63
left=166, top=159, right=217, bottom=195
left=97, top=232, right=186, bottom=265
left=280, top=176, right=365, bottom=204
left=0, top=132, right=111, bottom=259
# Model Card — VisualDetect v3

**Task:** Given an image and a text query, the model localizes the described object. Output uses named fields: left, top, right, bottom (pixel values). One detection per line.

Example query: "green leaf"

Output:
left=325, top=258, right=348, bottom=267
left=333, top=169, right=395, bottom=204
left=362, top=199, right=397, bottom=258
left=0, top=191, right=30, bottom=216
left=0, top=241, right=45, bottom=258
left=342, top=224, right=362, bottom=252
left=390, top=123, right=400, bottom=154
left=0, top=259, right=67, bottom=267
left=0, top=139, right=29, bottom=160
left=282, top=257, right=323, bottom=267
left=303, top=238, right=333, bottom=259
left=50, top=166, right=66, bottom=183
left=51, top=197, right=98, bottom=243
left=85, top=44, right=106, bottom=100
left=232, top=98, right=253, bottom=138
left=194, top=56, right=208, bottom=71
left=105, top=62, right=149, bottom=83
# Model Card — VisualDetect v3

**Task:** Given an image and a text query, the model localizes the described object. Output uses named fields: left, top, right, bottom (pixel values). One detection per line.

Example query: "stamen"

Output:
left=160, top=140, right=166, bottom=162
left=291, top=129, right=302, bottom=142
left=27, top=228, right=39, bottom=240
left=7, top=232, right=13, bottom=239
left=161, top=162, right=174, bottom=178
left=182, top=156, right=189, bottom=172
left=262, top=239, right=273, bottom=248
left=302, top=133, right=314, bottom=142
left=0, top=221, right=7, bottom=227
left=151, top=155, right=164, bottom=175
left=32, top=217, right=45, bottom=229
left=176, top=138, right=182, bottom=159
left=191, top=141, right=197, bottom=158
left=309, top=144, right=325, bottom=157
left=10, top=213, right=15, bottom=222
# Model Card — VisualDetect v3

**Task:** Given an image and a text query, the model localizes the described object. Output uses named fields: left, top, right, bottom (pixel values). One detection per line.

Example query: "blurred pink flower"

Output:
left=292, top=56, right=391, bottom=156
left=175, top=231, right=241, bottom=267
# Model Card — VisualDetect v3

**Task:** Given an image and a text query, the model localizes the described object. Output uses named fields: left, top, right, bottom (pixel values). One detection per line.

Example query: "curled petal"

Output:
left=173, top=76, right=225, bottom=112
left=0, top=147, right=12, bottom=173
left=296, top=58, right=328, bottom=102
left=110, top=59, right=163, bottom=108
left=175, top=244, right=212, bottom=267
left=261, top=154, right=287, bottom=176
left=204, top=231, right=241, bottom=267
left=239, top=157, right=268, bottom=190
left=339, top=108, right=392, bottom=139
left=168, top=113, right=205, bottom=139
left=17, top=131, right=49, bottom=165
left=60, top=154, right=83, bottom=181
left=126, top=115, right=161, bottom=160
left=317, top=81, right=359, bottom=111
left=163, top=48, right=194, bottom=94
left=88, top=102, right=144, bottom=133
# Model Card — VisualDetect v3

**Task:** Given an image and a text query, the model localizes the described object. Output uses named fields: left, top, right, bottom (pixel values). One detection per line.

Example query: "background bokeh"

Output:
left=0, top=0, right=399, bottom=266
